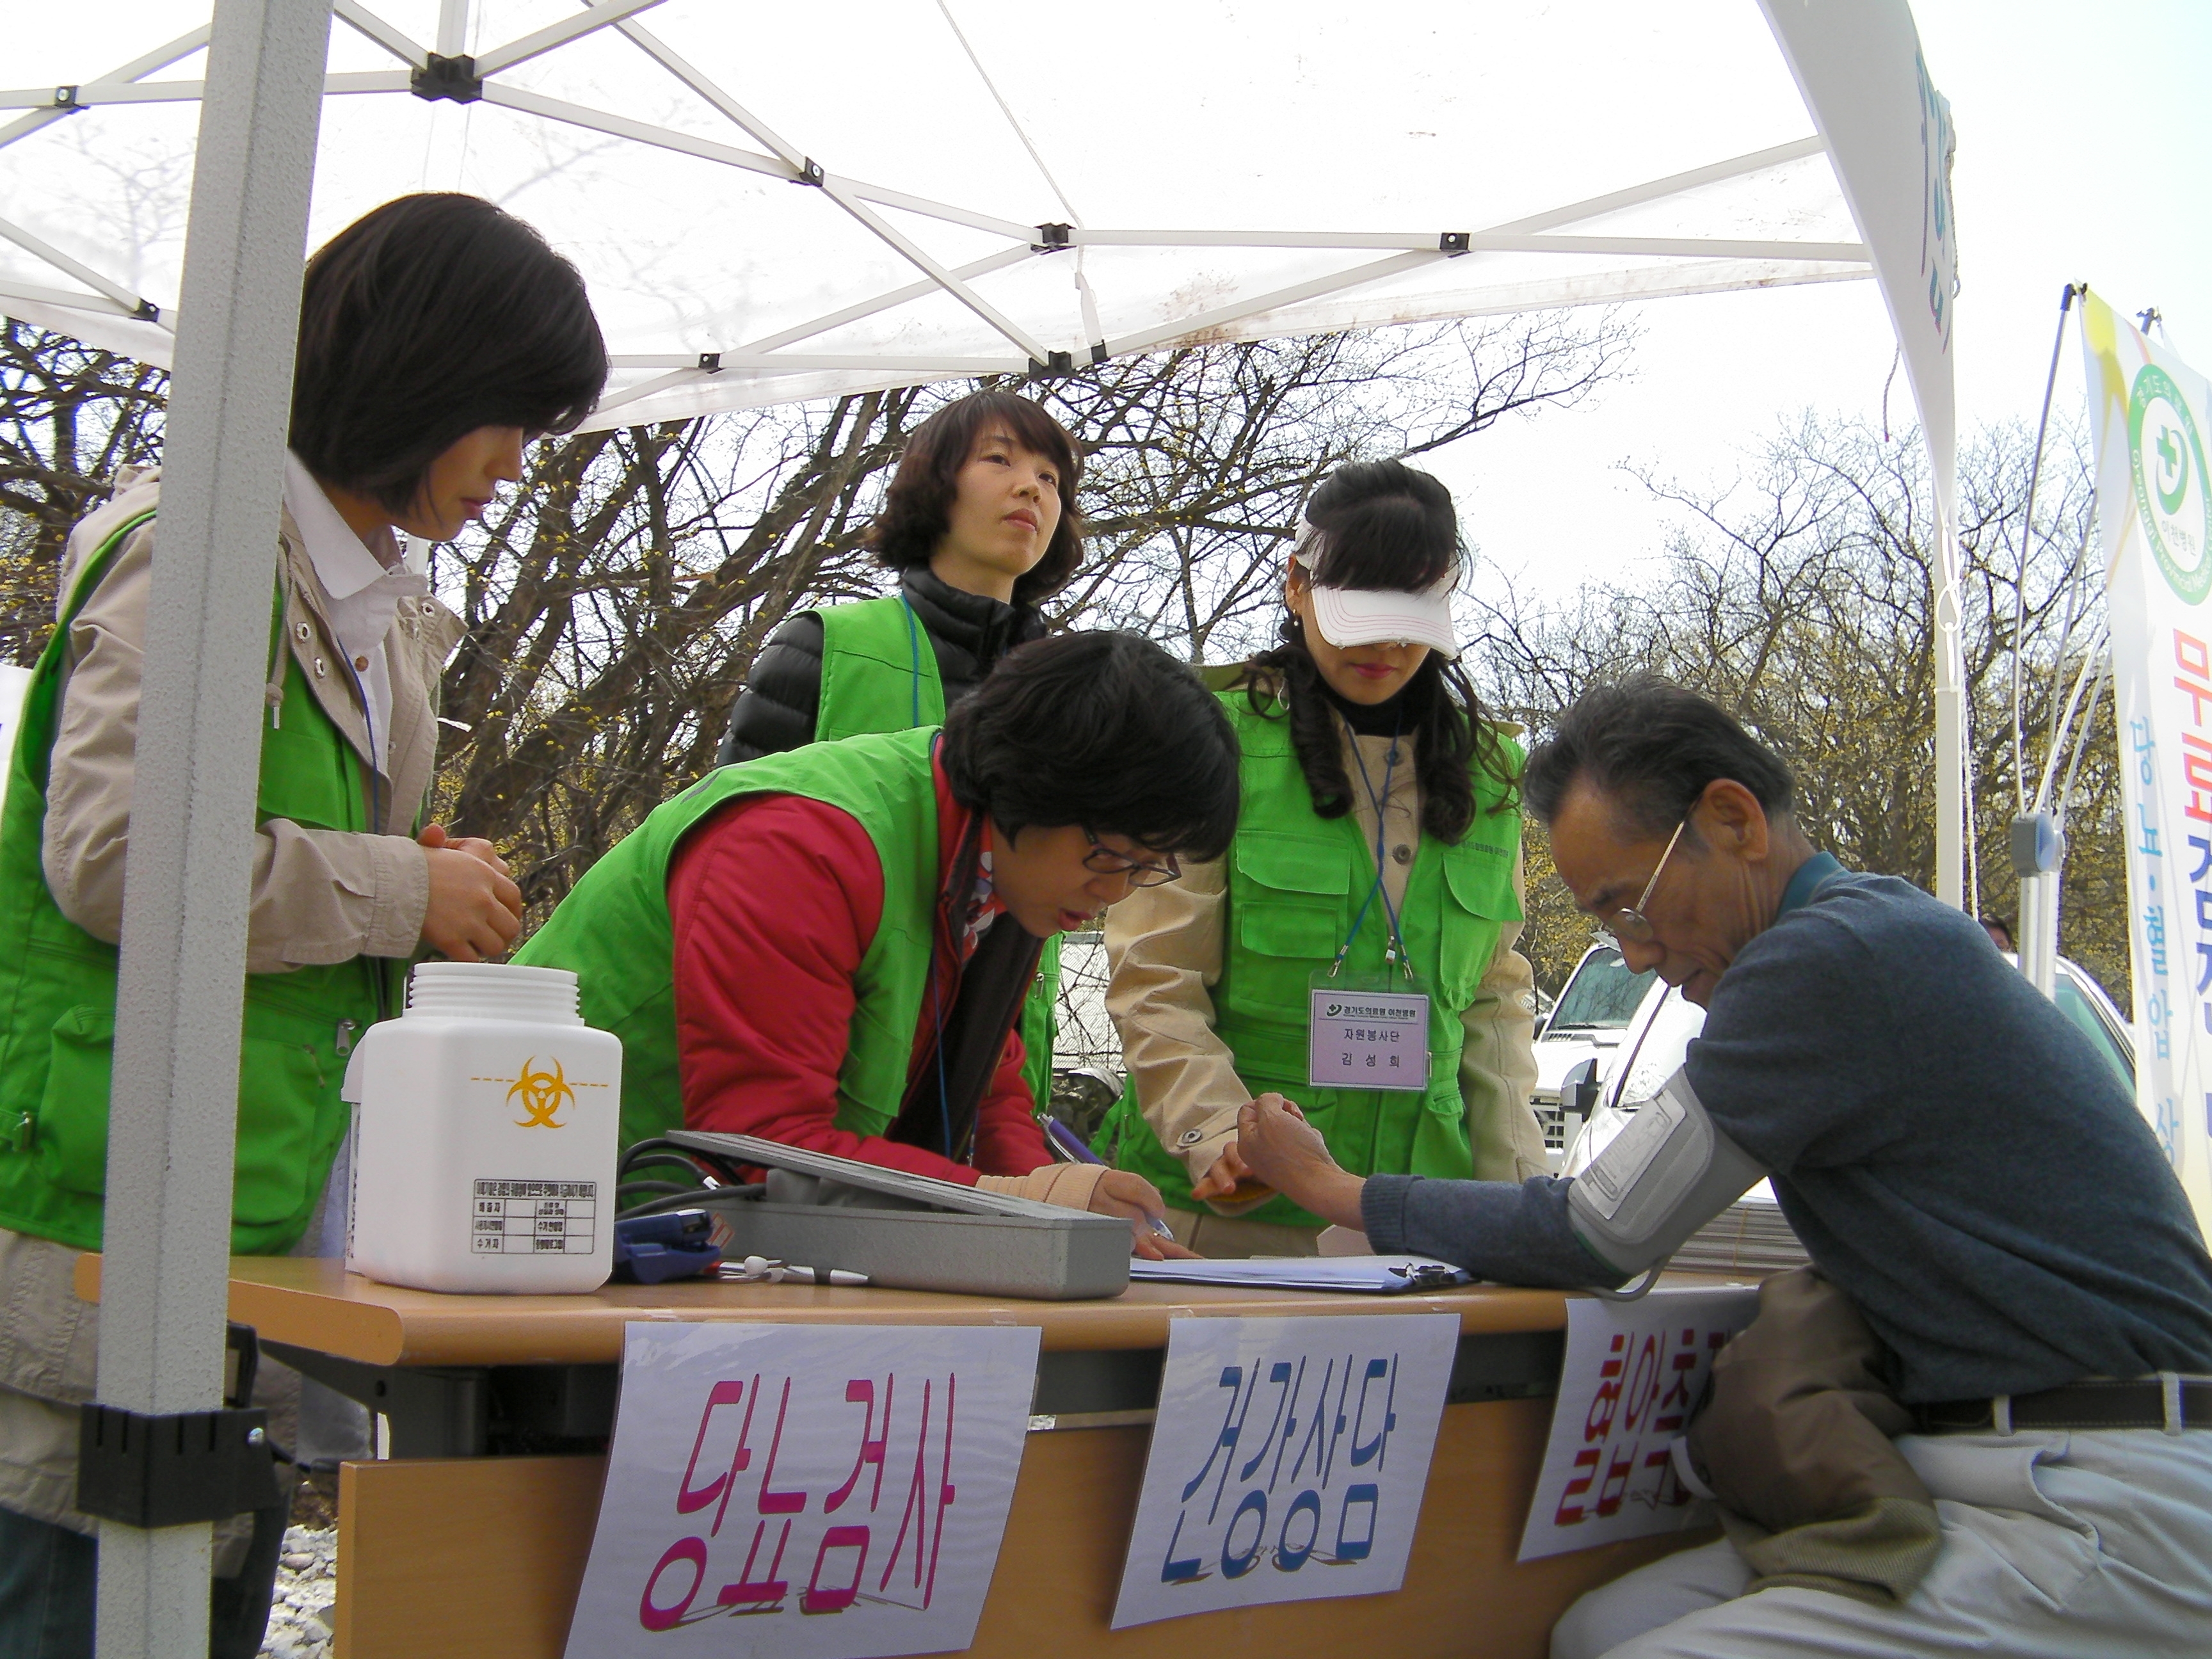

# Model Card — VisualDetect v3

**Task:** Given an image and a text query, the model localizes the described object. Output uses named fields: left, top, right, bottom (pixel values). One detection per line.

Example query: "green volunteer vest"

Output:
left=513, top=726, right=945, bottom=1156
left=1110, top=687, right=1524, bottom=1228
left=812, top=593, right=1061, bottom=1119
left=0, top=512, right=399, bottom=1254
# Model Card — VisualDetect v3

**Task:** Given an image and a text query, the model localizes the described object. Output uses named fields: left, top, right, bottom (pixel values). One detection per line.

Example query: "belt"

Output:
left=1915, top=1374, right=2212, bottom=1435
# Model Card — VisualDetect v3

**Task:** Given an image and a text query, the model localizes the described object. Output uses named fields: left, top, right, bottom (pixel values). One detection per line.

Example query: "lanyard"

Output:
left=901, top=594, right=925, bottom=728
left=1330, top=713, right=1414, bottom=980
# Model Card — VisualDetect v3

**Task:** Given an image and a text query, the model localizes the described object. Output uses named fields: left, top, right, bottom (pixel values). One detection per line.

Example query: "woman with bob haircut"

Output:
left=1100, top=460, right=1548, bottom=1257
left=719, top=387, right=1085, bottom=1116
left=0, top=191, right=606, bottom=1657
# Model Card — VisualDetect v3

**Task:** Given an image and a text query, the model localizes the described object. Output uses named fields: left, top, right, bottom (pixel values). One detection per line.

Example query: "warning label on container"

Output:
left=472, top=1178, right=597, bottom=1254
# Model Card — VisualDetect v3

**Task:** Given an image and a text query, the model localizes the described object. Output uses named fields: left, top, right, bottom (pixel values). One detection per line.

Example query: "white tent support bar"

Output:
left=836, top=179, right=1038, bottom=244
left=713, top=354, right=1026, bottom=372
left=0, top=24, right=211, bottom=153
left=0, top=276, right=160, bottom=321
left=609, top=15, right=806, bottom=171
left=331, top=0, right=426, bottom=68
left=92, top=0, right=333, bottom=1651
left=473, top=0, right=666, bottom=79
left=1485, top=134, right=1830, bottom=234
left=0, top=69, right=412, bottom=108
left=0, top=83, right=205, bottom=108
left=1106, top=249, right=1438, bottom=358
left=0, top=212, right=148, bottom=314
left=613, top=18, right=1037, bottom=244
left=1474, top=233, right=1866, bottom=260
left=729, top=243, right=1034, bottom=357
left=589, top=364, right=712, bottom=417
left=1065, top=227, right=1865, bottom=262
left=481, top=83, right=794, bottom=180
left=821, top=180, right=1052, bottom=362
left=438, top=0, right=469, bottom=58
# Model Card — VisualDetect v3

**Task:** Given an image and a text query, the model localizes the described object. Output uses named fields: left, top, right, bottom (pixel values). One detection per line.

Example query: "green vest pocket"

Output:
left=231, top=1034, right=326, bottom=1226
left=37, top=1006, right=115, bottom=1196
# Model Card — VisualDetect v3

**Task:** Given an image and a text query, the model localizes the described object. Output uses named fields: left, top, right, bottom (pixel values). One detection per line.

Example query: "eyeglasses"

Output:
left=1083, top=831, right=1182, bottom=888
left=1607, top=820, right=1686, bottom=945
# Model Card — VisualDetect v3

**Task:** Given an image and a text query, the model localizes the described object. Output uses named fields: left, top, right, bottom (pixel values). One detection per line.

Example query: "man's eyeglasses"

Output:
left=1083, top=831, right=1181, bottom=888
left=1607, top=820, right=1686, bottom=945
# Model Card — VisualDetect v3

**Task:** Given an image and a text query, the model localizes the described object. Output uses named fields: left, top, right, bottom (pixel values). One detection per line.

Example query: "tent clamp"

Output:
left=50, top=85, right=84, bottom=113
left=797, top=157, right=825, bottom=187
left=411, top=53, right=483, bottom=105
left=76, top=1403, right=283, bottom=1528
left=1089, top=342, right=1109, bottom=366
left=1027, top=350, right=1075, bottom=378
left=696, top=353, right=721, bottom=373
left=132, top=299, right=161, bottom=323
left=1439, top=231, right=1470, bottom=255
left=1034, top=222, right=1073, bottom=252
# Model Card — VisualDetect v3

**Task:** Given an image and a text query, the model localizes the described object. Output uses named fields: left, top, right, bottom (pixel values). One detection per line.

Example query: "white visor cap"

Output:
left=1299, top=555, right=1462, bottom=655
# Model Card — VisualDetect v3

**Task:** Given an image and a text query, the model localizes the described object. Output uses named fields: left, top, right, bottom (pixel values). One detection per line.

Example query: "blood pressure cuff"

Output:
left=1683, top=1266, right=1944, bottom=1606
left=1564, top=1069, right=1766, bottom=1276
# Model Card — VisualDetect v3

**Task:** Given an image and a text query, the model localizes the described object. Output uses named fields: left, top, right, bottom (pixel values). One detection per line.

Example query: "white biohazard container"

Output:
left=342, top=962, right=622, bottom=1294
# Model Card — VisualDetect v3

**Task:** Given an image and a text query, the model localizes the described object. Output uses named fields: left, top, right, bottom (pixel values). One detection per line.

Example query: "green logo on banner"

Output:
left=2131, top=363, right=2212, bottom=604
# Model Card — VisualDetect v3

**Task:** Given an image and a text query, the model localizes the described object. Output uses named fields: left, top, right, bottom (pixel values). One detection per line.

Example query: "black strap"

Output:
left=1916, top=1375, right=2212, bottom=1432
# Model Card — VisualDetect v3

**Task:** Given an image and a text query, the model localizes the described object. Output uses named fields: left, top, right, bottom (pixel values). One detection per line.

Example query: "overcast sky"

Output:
left=1429, top=0, right=2212, bottom=610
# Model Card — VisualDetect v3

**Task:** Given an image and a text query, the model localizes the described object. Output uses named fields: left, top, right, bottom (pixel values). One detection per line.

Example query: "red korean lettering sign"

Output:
left=565, top=1323, right=1039, bottom=1658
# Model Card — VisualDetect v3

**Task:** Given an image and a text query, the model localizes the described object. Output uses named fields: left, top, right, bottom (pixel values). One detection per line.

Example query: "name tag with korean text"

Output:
left=1308, top=986, right=1428, bottom=1091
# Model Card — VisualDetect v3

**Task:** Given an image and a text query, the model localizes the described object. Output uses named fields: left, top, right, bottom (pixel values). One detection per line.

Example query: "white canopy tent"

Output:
left=0, top=4, right=1960, bottom=1653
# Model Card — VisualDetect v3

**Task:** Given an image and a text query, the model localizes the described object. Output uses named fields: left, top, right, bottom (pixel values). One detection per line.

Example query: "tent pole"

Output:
left=1934, top=512, right=1967, bottom=910
left=91, top=3, right=331, bottom=1655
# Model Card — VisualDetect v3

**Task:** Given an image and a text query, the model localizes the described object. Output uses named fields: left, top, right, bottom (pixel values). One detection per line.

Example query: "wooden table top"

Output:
left=75, top=1255, right=1751, bottom=1368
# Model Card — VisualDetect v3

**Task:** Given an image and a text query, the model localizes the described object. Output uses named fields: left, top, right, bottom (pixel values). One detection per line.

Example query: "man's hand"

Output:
left=1086, top=1169, right=1202, bottom=1260
left=1190, top=1141, right=1272, bottom=1205
left=419, top=824, right=524, bottom=963
left=1236, top=1093, right=1365, bottom=1230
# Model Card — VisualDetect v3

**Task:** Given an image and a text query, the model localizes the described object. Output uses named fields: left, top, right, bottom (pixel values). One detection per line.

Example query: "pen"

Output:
left=1044, top=1116, right=1177, bottom=1241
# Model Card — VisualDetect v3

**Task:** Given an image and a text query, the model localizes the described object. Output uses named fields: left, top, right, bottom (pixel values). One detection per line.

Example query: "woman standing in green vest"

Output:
left=1102, top=460, right=1548, bottom=1257
left=0, top=194, right=606, bottom=1658
left=719, top=389, right=1084, bottom=1118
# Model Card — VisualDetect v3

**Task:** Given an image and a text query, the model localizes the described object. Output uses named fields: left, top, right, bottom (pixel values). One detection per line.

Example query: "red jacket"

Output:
left=665, top=753, right=1049, bottom=1183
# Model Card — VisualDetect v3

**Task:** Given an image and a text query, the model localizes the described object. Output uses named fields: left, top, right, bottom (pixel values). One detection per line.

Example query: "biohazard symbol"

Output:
left=507, top=1057, right=575, bottom=1128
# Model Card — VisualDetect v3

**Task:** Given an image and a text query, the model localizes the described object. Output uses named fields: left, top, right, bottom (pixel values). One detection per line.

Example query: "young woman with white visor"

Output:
left=1099, top=460, right=1547, bottom=1256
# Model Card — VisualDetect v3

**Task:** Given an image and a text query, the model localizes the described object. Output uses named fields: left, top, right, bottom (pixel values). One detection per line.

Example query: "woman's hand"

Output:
left=419, top=823, right=524, bottom=962
left=1190, top=1141, right=1270, bottom=1205
left=1236, top=1094, right=1366, bottom=1230
left=1087, top=1169, right=1201, bottom=1260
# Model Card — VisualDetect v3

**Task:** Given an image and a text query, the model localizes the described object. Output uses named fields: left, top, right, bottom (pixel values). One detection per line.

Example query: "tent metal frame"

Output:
left=1, top=0, right=1872, bottom=409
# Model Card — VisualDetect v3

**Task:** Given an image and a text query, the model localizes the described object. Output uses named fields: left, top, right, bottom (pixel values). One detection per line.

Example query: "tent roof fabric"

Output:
left=5, top=1, right=1873, bottom=426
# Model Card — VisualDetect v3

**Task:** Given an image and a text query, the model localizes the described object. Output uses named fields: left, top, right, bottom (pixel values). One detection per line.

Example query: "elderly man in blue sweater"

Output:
left=1238, top=677, right=2212, bottom=1658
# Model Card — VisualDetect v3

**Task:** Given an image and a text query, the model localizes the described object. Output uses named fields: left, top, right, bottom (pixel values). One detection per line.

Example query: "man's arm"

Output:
left=1238, top=1093, right=1621, bottom=1287
left=667, top=792, right=988, bottom=1183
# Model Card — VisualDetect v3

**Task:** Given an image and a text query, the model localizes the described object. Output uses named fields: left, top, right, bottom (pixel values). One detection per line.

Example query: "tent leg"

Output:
left=91, top=3, right=332, bottom=1656
left=1934, top=527, right=1968, bottom=911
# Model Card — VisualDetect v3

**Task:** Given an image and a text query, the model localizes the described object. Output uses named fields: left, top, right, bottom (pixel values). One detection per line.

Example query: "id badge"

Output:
left=1308, top=971, right=1429, bottom=1091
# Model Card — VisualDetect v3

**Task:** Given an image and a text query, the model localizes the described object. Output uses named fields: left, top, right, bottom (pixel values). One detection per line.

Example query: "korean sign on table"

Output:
left=1517, top=1285, right=1756, bottom=1560
left=1110, top=1311, right=1459, bottom=1629
left=565, top=1322, right=1039, bottom=1659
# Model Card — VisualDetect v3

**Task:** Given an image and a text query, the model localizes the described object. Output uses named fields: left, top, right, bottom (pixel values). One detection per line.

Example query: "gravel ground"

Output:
left=259, top=1527, right=337, bottom=1659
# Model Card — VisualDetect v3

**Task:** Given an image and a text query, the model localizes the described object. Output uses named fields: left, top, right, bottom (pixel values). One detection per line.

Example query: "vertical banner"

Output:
left=1110, top=1313, right=1458, bottom=1630
left=1518, top=1286, right=1756, bottom=1562
left=2083, top=291, right=2212, bottom=1227
left=564, top=1322, right=1041, bottom=1659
